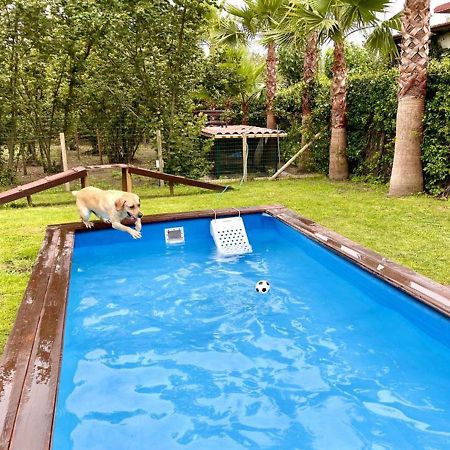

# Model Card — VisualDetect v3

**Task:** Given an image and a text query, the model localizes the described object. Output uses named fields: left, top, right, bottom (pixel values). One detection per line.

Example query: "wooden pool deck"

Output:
left=0, top=205, right=449, bottom=450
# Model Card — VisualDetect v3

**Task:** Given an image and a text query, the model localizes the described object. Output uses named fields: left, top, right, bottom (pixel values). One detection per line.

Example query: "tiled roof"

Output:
left=435, top=2, right=450, bottom=13
left=202, top=125, right=287, bottom=138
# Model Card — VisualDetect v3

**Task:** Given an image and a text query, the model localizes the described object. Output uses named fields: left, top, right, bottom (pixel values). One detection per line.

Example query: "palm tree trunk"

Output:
left=242, top=102, right=249, bottom=125
left=389, top=0, right=430, bottom=196
left=266, top=41, right=277, bottom=129
left=329, top=40, right=348, bottom=180
left=299, top=31, right=319, bottom=171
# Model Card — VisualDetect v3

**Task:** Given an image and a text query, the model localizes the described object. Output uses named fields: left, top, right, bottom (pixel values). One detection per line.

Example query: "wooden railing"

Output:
left=0, top=164, right=232, bottom=206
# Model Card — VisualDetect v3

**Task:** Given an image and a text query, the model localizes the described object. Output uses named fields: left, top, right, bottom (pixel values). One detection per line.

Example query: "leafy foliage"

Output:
left=0, top=0, right=216, bottom=178
left=278, top=45, right=305, bottom=86
left=423, top=58, right=450, bottom=195
left=323, top=44, right=390, bottom=78
left=278, top=53, right=450, bottom=194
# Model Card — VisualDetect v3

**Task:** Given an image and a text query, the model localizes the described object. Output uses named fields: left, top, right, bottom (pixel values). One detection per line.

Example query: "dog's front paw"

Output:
left=130, top=229, right=142, bottom=239
left=83, top=221, right=94, bottom=229
left=102, top=218, right=111, bottom=224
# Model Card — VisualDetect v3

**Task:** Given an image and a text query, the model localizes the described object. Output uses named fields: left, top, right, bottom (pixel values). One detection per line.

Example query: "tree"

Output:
left=278, top=0, right=397, bottom=180
left=216, top=0, right=288, bottom=129
left=299, top=31, right=319, bottom=168
left=197, top=46, right=264, bottom=124
left=389, top=0, right=431, bottom=196
left=79, top=0, right=214, bottom=175
left=227, top=47, right=265, bottom=124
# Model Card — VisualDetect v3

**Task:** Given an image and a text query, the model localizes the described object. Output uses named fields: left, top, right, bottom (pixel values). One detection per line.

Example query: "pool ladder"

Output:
left=210, top=208, right=252, bottom=256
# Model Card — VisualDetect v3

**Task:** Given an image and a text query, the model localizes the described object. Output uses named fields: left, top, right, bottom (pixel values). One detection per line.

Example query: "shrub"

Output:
left=164, top=116, right=213, bottom=179
left=275, top=54, right=450, bottom=194
left=423, top=58, right=450, bottom=195
left=0, top=151, right=15, bottom=186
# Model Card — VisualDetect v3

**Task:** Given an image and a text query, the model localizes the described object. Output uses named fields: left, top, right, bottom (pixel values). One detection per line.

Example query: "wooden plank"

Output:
left=0, top=228, right=59, bottom=448
left=270, top=132, right=321, bottom=180
left=0, top=164, right=230, bottom=206
left=56, top=206, right=276, bottom=233
left=85, top=164, right=127, bottom=171
left=9, top=231, right=74, bottom=450
left=80, top=175, right=88, bottom=188
left=242, top=133, right=248, bottom=182
left=0, top=168, right=87, bottom=205
left=127, top=166, right=230, bottom=192
left=121, top=167, right=132, bottom=192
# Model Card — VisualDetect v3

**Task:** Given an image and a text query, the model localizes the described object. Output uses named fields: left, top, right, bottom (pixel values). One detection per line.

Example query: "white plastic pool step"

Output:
left=210, top=214, right=252, bottom=256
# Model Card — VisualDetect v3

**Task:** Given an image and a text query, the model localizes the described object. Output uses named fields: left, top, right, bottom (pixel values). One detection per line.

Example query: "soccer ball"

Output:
left=255, top=280, right=270, bottom=294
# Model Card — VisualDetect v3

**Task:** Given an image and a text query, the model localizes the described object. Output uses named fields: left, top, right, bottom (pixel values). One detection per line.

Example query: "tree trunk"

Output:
left=389, top=0, right=430, bottom=196
left=266, top=41, right=277, bottom=129
left=7, top=10, right=19, bottom=171
left=167, top=3, right=188, bottom=156
left=242, top=102, right=249, bottom=125
left=299, top=31, right=319, bottom=171
left=329, top=40, right=349, bottom=181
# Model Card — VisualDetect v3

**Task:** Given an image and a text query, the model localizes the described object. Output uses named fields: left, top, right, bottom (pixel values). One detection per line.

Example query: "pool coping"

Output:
left=0, top=204, right=449, bottom=450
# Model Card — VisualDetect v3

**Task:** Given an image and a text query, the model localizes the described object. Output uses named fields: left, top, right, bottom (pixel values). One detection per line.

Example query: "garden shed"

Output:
left=202, top=125, right=287, bottom=179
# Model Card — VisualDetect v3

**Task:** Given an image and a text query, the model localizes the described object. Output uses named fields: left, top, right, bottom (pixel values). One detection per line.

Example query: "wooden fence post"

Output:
left=75, top=131, right=81, bottom=161
left=169, top=181, right=174, bottom=196
left=59, top=132, right=70, bottom=192
left=156, top=130, right=164, bottom=187
left=242, top=133, right=248, bottom=182
left=81, top=175, right=89, bottom=188
left=96, top=129, right=104, bottom=164
left=122, top=167, right=132, bottom=192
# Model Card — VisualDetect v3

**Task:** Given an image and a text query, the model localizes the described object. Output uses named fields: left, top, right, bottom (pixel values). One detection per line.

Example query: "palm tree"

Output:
left=388, top=0, right=430, bottom=196
left=293, top=31, right=319, bottom=170
left=277, top=0, right=396, bottom=180
left=228, top=47, right=265, bottom=124
left=301, top=31, right=319, bottom=144
left=216, top=0, right=288, bottom=129
left=194, top=46, right=264, bottom=123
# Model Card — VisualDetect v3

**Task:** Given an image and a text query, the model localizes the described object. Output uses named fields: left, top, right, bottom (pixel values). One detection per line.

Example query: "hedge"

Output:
left=274, top=56, right=450, bottom=195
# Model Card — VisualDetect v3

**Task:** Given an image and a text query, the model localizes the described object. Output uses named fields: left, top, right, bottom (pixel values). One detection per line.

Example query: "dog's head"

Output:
left=115, top=192, right=143, bottom=220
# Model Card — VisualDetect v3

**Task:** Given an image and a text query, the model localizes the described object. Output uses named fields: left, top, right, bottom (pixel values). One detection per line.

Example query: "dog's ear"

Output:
left=115, top=198, right=126, bottom=211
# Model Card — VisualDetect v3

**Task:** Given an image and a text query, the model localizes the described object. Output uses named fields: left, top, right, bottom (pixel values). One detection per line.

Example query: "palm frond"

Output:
left=346, top=0, right=392, bottom=13
left=365, top=12, right=400, bottom=61
left=213, top=17, right=250, bottom=46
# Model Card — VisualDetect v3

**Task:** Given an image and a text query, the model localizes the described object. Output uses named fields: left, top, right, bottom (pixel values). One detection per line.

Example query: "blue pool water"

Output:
left=53, top=214, right=450, bottom=450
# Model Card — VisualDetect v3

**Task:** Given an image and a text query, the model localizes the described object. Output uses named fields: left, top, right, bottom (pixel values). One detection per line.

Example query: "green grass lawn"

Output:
left=1, top=176, right=449, bottom=353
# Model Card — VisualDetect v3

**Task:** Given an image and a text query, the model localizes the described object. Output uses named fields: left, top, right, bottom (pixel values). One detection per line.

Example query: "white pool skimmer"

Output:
left=210, top=209, right=252, bottom=256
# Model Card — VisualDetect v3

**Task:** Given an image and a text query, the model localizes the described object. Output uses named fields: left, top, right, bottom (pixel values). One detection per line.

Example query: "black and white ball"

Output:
left=255, top=280, right=270, bottom=294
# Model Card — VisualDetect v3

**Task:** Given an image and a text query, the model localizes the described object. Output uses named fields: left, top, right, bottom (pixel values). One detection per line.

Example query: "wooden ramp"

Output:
left=0, top=164, right=231, bottom=206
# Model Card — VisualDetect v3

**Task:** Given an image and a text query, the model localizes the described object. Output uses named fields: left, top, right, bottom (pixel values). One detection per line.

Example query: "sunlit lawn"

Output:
left=1, top=176, right=449, bottom=352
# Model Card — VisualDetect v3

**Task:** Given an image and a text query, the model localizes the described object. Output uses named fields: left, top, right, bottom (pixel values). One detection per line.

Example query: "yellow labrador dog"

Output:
left=72, top=187, right=143, bottom=239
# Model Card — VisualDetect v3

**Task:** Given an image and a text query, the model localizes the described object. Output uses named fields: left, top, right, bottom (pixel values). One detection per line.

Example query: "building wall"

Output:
left=437, top=31, right=450, bottom=49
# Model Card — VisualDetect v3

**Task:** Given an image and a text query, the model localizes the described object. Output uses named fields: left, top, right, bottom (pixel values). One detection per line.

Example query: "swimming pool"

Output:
left=1, top=206, right=449, bottom=449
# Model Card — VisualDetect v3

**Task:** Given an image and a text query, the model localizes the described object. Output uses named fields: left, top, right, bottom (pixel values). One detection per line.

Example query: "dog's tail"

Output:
left=72, top=190, right=78, bottom=197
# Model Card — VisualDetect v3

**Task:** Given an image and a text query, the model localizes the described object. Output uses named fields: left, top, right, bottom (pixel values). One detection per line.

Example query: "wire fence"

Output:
left=1, top=129, right=288, bottom=182
left=208, top=136, right=281, bottom=178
